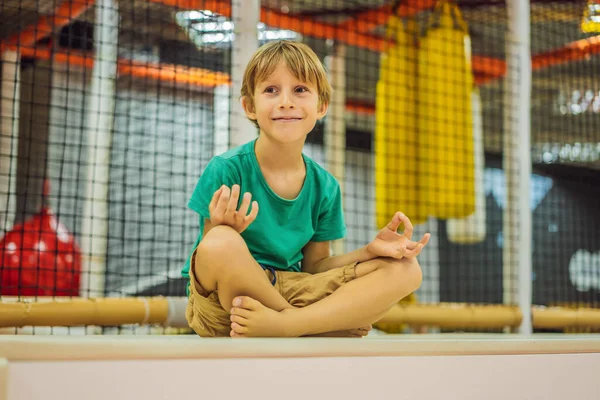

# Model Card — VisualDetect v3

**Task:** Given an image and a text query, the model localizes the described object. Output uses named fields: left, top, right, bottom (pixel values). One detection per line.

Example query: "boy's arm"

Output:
left=302, top=213, right=432, bottom=274
left=301, top=241, right=376, bottom=274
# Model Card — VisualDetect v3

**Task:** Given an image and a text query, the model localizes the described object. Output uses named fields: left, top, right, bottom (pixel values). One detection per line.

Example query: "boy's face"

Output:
left=243, top=62, right=328, bottom=144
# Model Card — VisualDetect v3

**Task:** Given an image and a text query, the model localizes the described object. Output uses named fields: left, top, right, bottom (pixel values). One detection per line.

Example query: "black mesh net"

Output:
left=0, top=0, right=598, bottom=334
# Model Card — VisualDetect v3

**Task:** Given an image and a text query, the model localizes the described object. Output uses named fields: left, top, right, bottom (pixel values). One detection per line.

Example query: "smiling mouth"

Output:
left=272, top=117, right=302, bottom=121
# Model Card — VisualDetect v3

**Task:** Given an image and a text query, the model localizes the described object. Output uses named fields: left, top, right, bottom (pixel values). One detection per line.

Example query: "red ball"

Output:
left=1, top=207, right=81, bottom=296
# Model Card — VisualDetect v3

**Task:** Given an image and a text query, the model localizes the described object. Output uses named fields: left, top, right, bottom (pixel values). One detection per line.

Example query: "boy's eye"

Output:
left=264, top=86, right=277, bottom=93
left=295, top=86, right=308, bottom=93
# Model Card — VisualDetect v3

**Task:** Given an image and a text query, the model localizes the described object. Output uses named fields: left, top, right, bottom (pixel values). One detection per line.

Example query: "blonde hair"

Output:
left=240, top=40, right=332, bottom=129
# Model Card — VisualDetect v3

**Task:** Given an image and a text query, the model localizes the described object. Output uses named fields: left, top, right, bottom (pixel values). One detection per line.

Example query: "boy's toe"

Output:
left=231, top=321, right=248, bottom=334
left=230, top=315, right=247, bottom=325
left=233, top=296, right=261, bottom=311
left=230, top=307, right=251, bottom=318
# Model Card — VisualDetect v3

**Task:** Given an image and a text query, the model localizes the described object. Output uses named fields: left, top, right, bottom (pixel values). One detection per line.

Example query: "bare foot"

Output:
left=306, top=325, right=372, bottom=338
left=229, top=296, right=300, bottom=337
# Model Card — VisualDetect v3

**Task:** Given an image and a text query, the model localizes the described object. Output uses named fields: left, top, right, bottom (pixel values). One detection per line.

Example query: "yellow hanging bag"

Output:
left=581, top=0, right=600, bottom=33
left=417, top=0, right=475, bottom=219
left=375, top=15, right=426, bottom=229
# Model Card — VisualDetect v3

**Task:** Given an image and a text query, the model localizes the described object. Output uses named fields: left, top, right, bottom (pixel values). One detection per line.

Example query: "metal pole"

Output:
left=0, top=50, right=20, bottom=233
left=503, top=0, right=532, bottom=334
left=79, top=0, right=119, bottom=299
left=230, top=0, right=260, bottom=148
left=325, top=44, right=346, bottom=255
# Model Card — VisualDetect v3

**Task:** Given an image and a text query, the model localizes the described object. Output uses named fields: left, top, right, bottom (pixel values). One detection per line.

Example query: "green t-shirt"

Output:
left=181, top=139, right=346, bottom=285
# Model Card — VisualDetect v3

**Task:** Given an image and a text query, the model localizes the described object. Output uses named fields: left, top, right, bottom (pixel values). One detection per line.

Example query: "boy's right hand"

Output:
left=209, top=184, right=259, bottom=233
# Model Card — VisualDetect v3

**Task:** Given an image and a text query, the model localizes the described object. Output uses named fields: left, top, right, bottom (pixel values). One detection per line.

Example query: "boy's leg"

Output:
left=229, top=256, right=422, bottom=337
left=194, top=225, right=373, bottom=337
left=194, top=225, right=291, bottom=312
left=306, top=325, right=372, bottom=338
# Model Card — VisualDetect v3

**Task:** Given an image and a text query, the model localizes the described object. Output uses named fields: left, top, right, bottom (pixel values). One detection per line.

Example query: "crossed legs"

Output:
left=194, top=225, right=422, bottom=337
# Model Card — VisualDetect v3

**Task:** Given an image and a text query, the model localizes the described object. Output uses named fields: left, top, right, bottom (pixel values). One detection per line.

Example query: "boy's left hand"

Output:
left=367, top=212, right=431, bottom=259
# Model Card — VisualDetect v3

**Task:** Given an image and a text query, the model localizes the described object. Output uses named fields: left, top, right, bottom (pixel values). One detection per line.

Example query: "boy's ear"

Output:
left=317, top=101, right=329, bottom=120
left=241, top=96, right=257, bottom=121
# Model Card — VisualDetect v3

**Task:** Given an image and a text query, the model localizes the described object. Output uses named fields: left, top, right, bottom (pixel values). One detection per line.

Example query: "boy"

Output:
left=183, top=40, right=430, bottom=337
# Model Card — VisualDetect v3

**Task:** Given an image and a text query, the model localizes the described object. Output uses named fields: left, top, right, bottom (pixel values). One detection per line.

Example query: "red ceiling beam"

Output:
left=337, top=0, right=437, bottom=34
left=261, top=7, right=388, bottom=52
left=532, top=34, right=600, bottom=70
left=19, top=46, right=231, bottom=88
left=477, top=34, right=600, bottom=84
left=148, top=0, right=504, bottom=78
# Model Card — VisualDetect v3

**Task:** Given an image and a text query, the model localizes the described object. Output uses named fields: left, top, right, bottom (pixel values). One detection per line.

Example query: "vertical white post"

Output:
left=0, top=50, right=20, bottom=234
left=213, top=84, right=230, bottom=156
left=503, top=0, right=532, bottom=334
left=230, top=0, right=260, bottom=148
left=325, top=44, right=346, bottom=255
left=79, top=0, right=119, bottom=298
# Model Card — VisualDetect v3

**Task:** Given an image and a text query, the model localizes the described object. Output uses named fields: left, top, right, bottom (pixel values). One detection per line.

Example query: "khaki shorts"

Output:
left=185, top=249, right=358, bottom=337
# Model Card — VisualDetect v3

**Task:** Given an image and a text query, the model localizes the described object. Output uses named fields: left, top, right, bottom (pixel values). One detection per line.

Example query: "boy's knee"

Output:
left=380, top=257, right=423, bottom=292
left=196, top=225, right=246, bottom=267
left=202, top=225, right=244, bottom=248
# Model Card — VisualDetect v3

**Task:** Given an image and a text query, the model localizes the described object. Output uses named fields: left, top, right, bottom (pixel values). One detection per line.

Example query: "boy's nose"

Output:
left=279, top=93, right=295, bottom=108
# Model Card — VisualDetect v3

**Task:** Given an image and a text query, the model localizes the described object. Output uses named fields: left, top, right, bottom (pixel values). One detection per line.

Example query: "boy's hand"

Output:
left=367, top=212, right=430, bottom=259
left=209, top=184, right=258, bottom=233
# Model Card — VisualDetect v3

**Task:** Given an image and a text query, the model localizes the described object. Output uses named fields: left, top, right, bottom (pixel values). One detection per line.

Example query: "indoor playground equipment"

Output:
left=0, top=0, right=597, bottom=330
left=581, top=0, right=600, bottom=33
left=417, top=0, right=475, bottom=220
left=375, top=0, right=479, bottom=229
left=0, top=0, right=597, bottom=331
left=374, top=15, right=426, bottom=229
left=0, top=0, right=599, bottom=397
left=0, top=181, right=81, bottom=297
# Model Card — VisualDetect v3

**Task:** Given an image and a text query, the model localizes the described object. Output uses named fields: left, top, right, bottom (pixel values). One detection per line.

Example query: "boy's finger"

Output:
left=404, top=235, right=430, bottom=251
left=227, top=184, right=240, bottom=214
left=244, top=201, right=259, bottom=225
left=405, top=240, right=420, bottom=250
left=215, top=185, right=230, bottom=214
left=386, top=212, right=403, bottom=232
left=236, top=192, right=252, bottom=219
left=398, top=213, right=414, bottom=240
left=404, top=244, right=423, bottom=258
left=419, top=233, right=431, bottom=247
left=209, top=186, right=224, bottom=212
left=394, top=246, right=407, bottom=258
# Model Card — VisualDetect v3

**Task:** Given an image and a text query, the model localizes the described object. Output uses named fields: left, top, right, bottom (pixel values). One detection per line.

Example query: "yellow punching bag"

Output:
left=417, top=1, right=475, bottom=219
left=375, top=16, right=426, bottom=229
left=581, top=0, right=600, bottom=33
left=447, top=87, right=486, bottom=244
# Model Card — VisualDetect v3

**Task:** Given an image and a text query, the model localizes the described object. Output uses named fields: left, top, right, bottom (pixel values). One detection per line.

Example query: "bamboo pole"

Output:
left=377, top=303, right=523, bottom=329
left=1, top=299, right=600, bottom=331
left=532, top=306, right=600, bottom=330
left=0, top=298, right=170, bottom=328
